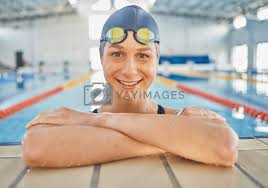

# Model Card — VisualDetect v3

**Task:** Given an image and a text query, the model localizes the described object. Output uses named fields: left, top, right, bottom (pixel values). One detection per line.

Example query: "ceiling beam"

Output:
left=0, top=9, right=76, bottom=23
left=151, top=9, right=231, bottom=22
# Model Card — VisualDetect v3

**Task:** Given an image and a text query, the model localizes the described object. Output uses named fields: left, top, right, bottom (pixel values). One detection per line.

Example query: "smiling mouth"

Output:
left=116, top=78, right=143, bottom=88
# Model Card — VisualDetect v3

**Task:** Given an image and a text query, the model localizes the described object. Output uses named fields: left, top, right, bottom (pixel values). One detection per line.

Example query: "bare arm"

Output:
left=97, top=113, right=238, bottom=166
left=25, top=107, right=238, bottom=167
left=22, top=124, right=165, bottom=168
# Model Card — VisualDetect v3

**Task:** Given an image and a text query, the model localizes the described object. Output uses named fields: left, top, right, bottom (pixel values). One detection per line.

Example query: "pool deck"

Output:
left=0, top=138, right=268, bottom=188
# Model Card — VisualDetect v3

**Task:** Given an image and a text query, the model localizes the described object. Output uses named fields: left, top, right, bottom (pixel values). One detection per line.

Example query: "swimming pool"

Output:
left=0, top=72, right=72, bottom=107
left=0, top=71, right=267, bottom=145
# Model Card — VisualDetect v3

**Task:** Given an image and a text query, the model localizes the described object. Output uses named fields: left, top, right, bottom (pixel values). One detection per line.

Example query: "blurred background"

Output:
left=0, top=0, right=267, bottom=76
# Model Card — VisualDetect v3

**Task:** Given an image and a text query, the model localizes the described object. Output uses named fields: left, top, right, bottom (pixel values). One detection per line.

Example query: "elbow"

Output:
left=22, top=131, right=44, bottom=167
left=216, top=126, right=239, bottom=167
left=22, top=149, right=40, bottom=167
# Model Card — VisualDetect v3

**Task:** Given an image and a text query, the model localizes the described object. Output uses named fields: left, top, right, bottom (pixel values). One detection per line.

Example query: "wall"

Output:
left=229, top=19, right=268, bottom=71
left=0, top=15, right=90, bottom=75
left=153, top=14, right=230, bottom=68
left=0, top=13, right=230, bottom=74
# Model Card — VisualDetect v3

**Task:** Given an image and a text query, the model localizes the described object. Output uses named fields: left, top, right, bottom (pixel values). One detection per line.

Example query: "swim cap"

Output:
left=99, top=5, right=160, bottom=58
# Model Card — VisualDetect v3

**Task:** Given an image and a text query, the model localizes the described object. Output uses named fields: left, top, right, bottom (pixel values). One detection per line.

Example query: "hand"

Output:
left=25, top=107, right=100, bottom=129
left=181, top=107, right=226, bottom=122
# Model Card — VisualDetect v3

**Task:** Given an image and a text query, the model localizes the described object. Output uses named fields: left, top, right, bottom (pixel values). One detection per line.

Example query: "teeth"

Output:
left=119, top=80, right=140, bottom=86
left=120, top=81, right=138, bottom=86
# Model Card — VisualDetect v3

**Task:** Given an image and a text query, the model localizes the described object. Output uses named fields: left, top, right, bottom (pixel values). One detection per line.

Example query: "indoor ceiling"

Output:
left=0, top=0, right=267, bottom=23
left=0, top=0, right=74, bottom=22
left=151, top=0, right=268, bottom=21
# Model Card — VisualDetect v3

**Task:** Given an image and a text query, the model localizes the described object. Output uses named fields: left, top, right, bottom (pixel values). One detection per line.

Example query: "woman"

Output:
left=22, top=5, right=238, bottom=168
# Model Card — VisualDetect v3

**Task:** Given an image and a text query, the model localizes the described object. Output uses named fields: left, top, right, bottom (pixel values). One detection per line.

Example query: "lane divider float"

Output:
left=0, top=74, right=92, bottom=120
left=156, top=76, right=268, bottom=122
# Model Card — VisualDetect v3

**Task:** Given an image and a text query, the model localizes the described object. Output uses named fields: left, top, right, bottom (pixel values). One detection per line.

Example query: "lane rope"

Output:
left=156, top=76, right=268, bottom=122
left=0, top=74, right=92, bottom=120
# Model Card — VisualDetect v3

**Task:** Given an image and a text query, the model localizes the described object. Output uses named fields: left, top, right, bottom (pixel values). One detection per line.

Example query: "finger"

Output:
left=25, top=117, right=41, bottom=129
left=206, top=110, right=224, bottom=117
left=206, top=114, right=226, bottom=121
left=26, top=123, right=61, bottom=130
left=26, top=119, right=63, bottom=129
left=26, top=116, right=59, bottom=129
left=214, top=114, right=226, bottom=120
left=25, top=119, right=43, bottom=129
left=182, top=108, right=226, bottom=121
left=208, top=112, right=226, bottom=121
left=25, top=111, right=58, bottom=129
left=199, top=109, right=225, bottom=120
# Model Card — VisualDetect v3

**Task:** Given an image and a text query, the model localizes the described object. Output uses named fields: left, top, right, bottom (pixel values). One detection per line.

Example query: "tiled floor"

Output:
left=1, top=138, right=268, bottom=188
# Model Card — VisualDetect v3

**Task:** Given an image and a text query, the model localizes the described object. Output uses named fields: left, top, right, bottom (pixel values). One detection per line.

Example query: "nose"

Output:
left=121, top=56, right=138, bottom=77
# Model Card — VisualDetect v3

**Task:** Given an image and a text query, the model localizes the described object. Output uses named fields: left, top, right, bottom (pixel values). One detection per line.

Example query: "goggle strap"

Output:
left=101, top=27, right=160, bottom=45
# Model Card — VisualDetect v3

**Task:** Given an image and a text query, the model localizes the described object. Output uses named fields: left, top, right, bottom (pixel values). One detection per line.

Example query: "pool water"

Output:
left=0, top=72, right=267, bottom=144
left=165, top=73, right=268, bottom=111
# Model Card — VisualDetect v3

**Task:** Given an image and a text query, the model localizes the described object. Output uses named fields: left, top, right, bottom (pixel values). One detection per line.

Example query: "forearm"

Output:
left=22, top=125, right=165, bottom=168
left=98, top=113, right=238, bottom=166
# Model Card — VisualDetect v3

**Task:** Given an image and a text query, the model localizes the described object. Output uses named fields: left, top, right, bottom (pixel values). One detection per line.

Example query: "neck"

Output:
left=110, top=90, right=157, bottom=113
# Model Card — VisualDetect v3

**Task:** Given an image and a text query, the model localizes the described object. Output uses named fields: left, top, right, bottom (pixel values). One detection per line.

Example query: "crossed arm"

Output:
left=22, top=108, right=238, bottom=168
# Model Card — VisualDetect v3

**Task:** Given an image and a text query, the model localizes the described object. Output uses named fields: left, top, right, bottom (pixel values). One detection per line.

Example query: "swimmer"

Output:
left=22, top=5, right=238, bottom=168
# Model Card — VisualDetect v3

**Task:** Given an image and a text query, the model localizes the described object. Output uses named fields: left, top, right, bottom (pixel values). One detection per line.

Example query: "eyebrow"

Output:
left=108, top=45, right=153, bottom=52
left=136, top=47, right=153, bottom=52
left=108, top=44, right=125, bottom=50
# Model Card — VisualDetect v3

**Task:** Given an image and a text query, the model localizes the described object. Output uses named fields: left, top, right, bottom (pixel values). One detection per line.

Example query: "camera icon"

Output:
left=84, top=82, right=112, bottom=106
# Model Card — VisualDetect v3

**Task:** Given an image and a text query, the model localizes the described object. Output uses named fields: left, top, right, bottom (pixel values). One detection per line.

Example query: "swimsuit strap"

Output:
left=157, top=104, right=165, bottom=114
left=92, top=104, right=165, bottom=114
left=92, top=108, right=98, bottom=113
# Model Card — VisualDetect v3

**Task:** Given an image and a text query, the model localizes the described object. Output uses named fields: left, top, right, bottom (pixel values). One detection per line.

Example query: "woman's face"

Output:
left=101, top=31, right=158, bottom=97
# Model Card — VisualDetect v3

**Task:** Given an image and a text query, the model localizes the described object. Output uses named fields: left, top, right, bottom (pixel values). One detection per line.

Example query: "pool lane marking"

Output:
left=0, top=74, right=92, bottom=120
left=62, top=74, right=91, bottom=89
left=235, top=163, right=267, bottom=188
left=0, top=155, right=21, bottom=158
left=0, top=142, right=21, bottom=146
left=156, top=76, right=268, bottom=122
left=8, top=166, right=29, bottom=188
left=0, top=87, right=63, bottom=119
left=160, top=154, right=182, bottom=188
left=90, top=164, right=101, bottom=188
left=164, top=70, right=268, bottom=84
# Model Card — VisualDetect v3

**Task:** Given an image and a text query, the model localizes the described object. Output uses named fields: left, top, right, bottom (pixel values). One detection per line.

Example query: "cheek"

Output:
left=102, top=59, right=119, bottom=83
left=141, top=63, right=157, bottom=83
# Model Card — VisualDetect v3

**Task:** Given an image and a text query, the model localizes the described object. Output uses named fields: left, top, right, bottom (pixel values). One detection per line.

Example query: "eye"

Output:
left=136, top=53, right=150, bottom=60
left=111, top=51, right=123, bottom=57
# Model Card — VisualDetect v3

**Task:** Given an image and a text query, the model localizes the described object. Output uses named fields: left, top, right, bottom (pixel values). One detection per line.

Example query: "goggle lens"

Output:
left=136, top=28, right=155, bottom=45
left=106, top=27, right=125, bottom=43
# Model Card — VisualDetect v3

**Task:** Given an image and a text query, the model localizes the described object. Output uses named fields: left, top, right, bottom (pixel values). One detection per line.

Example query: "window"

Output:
left=89, top=47, right=102, bottom=70
left=256, top=42, right=268, bottom=72
left=231, top=44, right=248, bottom=72
left=88, top=15, right=110, bottom=40
left=114, top=0, right=132, bottom=10
left=256, top=74, right=268, bottom=96
left=91, top=0, right=111, bottom=11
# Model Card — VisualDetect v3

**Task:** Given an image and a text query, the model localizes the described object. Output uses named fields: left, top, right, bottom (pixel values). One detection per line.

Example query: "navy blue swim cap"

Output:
left=99, top=5, right=160, bottom=57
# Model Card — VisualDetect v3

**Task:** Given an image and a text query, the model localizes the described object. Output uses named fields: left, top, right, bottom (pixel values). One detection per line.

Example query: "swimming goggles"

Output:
left=100, top=27, right=160, bottom=45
